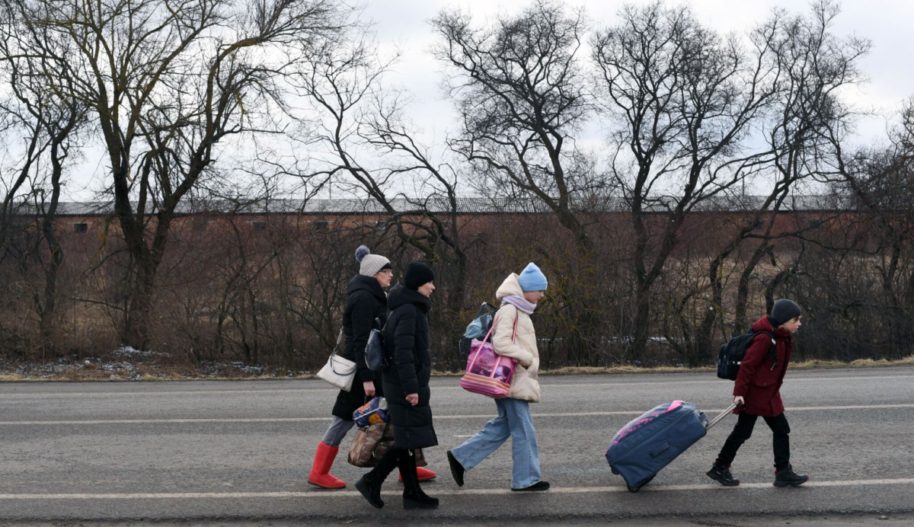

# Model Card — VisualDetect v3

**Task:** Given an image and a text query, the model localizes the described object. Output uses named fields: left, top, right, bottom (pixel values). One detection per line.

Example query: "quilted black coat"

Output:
left=331, top=275, right=387, bottom=420
left=381, top=284, right=438, bottom=450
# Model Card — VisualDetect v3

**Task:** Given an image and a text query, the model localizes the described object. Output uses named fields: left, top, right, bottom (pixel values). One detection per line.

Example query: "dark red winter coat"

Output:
left=733, top=316, right=793, bottom=416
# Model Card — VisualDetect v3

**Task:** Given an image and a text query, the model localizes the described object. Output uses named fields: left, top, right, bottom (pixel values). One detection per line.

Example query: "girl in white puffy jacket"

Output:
left=446, top=262, right=550, bottom=492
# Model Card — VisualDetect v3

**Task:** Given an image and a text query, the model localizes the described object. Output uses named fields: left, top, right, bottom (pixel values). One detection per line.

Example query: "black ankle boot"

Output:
left=403, top=486, right=439, bottom=509
left=774, top=465, right=808, bottom=487
left=355, top=474, right=384, bottom=508
left=399, top=449, right=439, bottom=509
left=706, top=464, right=740, bottom=486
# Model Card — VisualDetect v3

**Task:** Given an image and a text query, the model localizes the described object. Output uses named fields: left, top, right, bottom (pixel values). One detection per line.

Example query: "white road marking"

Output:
left=543, top=374, right=914, bottom=389
left=2, top=403, right=913, bottom=426
left=2, top=373, right=913, bottom=399
left=1, top=478, right=913, bottom=500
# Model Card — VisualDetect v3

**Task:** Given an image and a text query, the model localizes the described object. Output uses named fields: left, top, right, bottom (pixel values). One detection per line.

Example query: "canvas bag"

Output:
left=347, top=423, right=427, bottom=468
left=458, top=313, right=518, bottom=398
left=316, top=328, right=357, bottom=391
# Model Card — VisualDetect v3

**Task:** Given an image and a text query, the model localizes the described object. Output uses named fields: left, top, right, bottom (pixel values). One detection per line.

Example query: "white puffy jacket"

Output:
left=491, top=273, right=541, bottom=402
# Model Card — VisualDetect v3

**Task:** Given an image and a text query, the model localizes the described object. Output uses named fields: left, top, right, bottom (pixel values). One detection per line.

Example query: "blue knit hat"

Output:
left=517, top=262, right=548, bottom=292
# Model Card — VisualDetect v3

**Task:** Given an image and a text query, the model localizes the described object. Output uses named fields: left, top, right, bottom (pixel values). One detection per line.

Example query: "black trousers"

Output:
left=364, top=447, right=421, bottom=492
left=715, top=412, right=791, bottom=470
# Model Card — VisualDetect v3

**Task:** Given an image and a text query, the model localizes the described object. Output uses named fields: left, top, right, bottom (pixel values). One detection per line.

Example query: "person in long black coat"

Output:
left=307, top=245, right=392, bottom=489
left=355, top=262, right=440, bottom=510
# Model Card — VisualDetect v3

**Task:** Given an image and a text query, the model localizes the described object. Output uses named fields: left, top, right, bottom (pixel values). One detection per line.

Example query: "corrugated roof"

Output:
left=6, top=194, right=858, bottom=216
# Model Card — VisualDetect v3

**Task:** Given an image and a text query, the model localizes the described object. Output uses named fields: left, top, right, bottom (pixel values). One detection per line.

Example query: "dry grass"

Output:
left=791, top=355, right=914, bottom=369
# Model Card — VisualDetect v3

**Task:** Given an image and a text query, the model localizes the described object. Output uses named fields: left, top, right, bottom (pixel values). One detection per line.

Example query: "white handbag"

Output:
left=316, top=329, right=357, bottom=391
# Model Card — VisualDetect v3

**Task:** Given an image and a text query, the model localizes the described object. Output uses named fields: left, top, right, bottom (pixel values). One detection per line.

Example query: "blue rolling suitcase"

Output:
left=605, top=400, right=735, bottom=492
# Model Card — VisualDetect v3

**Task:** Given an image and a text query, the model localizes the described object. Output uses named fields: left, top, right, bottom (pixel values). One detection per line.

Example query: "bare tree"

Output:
left=593, top=1, right=783, bottom=362
left=689, top=1, right=869, bottom=363
left=6, top=0, right=346, bottom=348
left=0, top=3, right=88, bottom=355
left=828, top=99, right=914, bottom=358
left=434, top=0, right=595, bottom=249
left=433, top=1, right=619, bottom=363
left=288, top=29, right=477, bottom=359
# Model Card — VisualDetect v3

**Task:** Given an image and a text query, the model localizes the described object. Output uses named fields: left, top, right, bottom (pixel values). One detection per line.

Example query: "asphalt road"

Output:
left=1, top=367, right=913, bottom=525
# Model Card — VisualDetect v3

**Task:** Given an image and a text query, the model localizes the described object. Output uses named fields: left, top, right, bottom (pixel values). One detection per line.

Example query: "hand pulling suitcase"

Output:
left=605, top=400, right=736, bottom=492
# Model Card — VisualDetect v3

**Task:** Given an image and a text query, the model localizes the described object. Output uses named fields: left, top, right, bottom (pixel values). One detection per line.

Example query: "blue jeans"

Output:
left=450, top=398, right=541, bottom=489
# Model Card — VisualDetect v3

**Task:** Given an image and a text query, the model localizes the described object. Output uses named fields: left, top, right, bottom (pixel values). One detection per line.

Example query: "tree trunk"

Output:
left=629, top=282, right=652, bottom=364
left=123, top=259, right=157, bottom=349
left=37, top=197, right=64, bottom=358
left=696, top=253, right=727, bottom=364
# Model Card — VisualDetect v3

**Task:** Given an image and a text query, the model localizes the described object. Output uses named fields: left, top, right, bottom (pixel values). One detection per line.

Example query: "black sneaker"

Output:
left=446, top=450, right=465, bottom=487
left=706, top=464, right=740, bottom=487
left=511, top=481, right=550, bottom=492
left=774, top=465, right=809, bottom=487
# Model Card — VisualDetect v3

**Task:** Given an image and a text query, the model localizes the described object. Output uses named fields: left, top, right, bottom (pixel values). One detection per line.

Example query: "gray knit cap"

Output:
left=769, top=299, right=802, bottom=326
left=355, top=245, right=391, bottom=277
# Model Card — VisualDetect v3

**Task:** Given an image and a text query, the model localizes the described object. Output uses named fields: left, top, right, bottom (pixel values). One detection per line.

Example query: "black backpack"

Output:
left=717, top=330, right=777, bottom=380
left=364, top=317, right=388, bottom=372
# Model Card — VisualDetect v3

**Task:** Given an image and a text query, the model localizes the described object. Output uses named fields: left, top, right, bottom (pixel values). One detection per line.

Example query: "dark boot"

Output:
left=355, top=473, right=384, bottom=509
left=706, top=464, right=740, bottom=486
left=774, top=465, right=808, bottom=487
left=446, top=450, right=464, bottom=487
left=399, top=450, right=439, bottom=509
left=355, top=448, right=399, bottom=509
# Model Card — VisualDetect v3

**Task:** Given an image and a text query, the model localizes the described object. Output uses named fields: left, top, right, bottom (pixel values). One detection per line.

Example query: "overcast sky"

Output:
left=360, top=0, right=914, bottom=148
left=60, top=0, right=914, bottom=200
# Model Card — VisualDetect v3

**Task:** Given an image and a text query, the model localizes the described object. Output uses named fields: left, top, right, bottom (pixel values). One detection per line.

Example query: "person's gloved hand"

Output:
left=733, top=395, right=745, bottom=406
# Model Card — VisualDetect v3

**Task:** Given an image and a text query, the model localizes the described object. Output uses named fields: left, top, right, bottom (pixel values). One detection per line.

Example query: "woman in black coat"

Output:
left=355, top=262, right=439, bottom=510
left=307, top=245, right=392, bottom=489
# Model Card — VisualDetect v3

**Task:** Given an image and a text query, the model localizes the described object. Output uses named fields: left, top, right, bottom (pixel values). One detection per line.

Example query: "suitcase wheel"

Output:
left=629, top=474, right=655, bottom=492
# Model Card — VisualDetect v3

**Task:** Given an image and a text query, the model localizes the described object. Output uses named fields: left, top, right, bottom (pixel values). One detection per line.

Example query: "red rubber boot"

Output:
left=308, top=442, right=346, bottom=489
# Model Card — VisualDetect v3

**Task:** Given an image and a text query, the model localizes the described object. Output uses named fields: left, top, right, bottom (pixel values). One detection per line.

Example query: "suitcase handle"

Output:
left=705, top=402, right=738, bottom=430
left=648, top=443, right=671, bottom=459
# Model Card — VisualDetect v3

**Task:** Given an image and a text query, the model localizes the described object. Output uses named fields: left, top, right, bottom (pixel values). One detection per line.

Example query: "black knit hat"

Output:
left=404, top=262, right=435, bottom=290
left=769, top=299, right=802, bottom=326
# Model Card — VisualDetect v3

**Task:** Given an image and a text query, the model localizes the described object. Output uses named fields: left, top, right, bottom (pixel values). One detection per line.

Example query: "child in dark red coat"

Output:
left=707, top=299, right=809, bottom=488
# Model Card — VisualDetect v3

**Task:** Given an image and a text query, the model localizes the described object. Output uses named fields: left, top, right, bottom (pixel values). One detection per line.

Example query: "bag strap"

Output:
left=484, top=310, right=520, bottom=377
left=466, top=316, right=498, bottom=371
left=764, top=330, right=778, bottom=369
left=750, top=329, right=778, bottom=370
left=467, top=307, right=521, bottom=372
left=331, top=327, right=344, bottom=353
left=480, top=314, right=499, bottom=343
left=483, top=305, right=520, bottom=342
left=329, top=328, right=356, bottom=375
